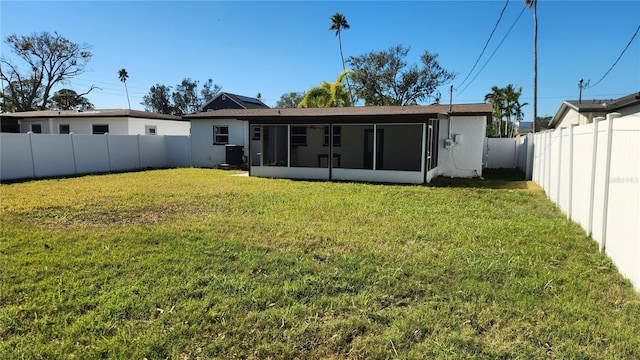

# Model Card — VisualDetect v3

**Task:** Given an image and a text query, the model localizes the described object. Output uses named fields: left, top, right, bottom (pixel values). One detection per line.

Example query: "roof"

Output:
left=200, top=92, right=269, bottom=111
left=0, top=109, right=185, bottom=121
left=549, top=91, right=640, bottom=127
left=187, top=103, right=492, bottom=121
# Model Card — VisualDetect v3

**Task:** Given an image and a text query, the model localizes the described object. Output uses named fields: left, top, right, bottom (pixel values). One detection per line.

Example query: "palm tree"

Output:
left=485, top=86, right=505, bottom=137
left=525, top=0, right=537, bottom=133
left=298, top=70, right=351, bottom=108
left=329, top=13, right=353, bottom=105
left=118, top=68, right=131, bottom=109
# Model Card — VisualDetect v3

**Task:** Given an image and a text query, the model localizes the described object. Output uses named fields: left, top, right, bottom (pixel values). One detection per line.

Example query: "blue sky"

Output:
left=2, top=0, right=639, bottom=120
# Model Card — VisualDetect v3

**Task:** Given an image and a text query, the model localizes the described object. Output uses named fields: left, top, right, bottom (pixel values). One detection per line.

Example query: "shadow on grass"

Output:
left=429, top=168, right=535, bottom=190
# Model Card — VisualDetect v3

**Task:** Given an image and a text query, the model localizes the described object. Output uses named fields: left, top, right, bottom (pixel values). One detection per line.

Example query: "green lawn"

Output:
left=1, top=168, right=639, bottom=359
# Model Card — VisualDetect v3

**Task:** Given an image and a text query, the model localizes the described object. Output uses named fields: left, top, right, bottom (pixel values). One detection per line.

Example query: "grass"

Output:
left=1, top=168, right=639, bottom=359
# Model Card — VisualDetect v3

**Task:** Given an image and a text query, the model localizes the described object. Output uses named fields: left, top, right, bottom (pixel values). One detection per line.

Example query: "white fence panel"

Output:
left=107, top=135, right=140, bottom=172
left=30, top=134, right=76, bottom=178
left=571, top=124, right=595, bottom=230
left=484, top=138, right=517, bottom=168
left=73, top=135, right=111, bottom=174
left=0, top=133, right=34, bottom=180
left=1, top=133, right=191, bottom=181
left=140, top=135, right=167, bottom=169
left=530, top=113, right=640, bottom=291
left=605, top=117, right=640, bottom=286
left=166, top=136, right=191, bottom=168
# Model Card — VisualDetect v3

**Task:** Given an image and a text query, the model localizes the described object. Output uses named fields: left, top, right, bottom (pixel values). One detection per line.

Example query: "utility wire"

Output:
left=456, top=0, right=510, bottom=89
left=586, top=24, right=640, bottom=89
left=456, top=6, right=527, bottom=97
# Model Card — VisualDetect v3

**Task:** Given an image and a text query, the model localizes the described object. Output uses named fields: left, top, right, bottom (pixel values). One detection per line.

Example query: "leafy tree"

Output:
left=525, top=0, right=538, bottom=132
left=49, top=88, right=94, bottom=110
left=347, top=45, right=455, bottom=106
left=484, top=84, right=527, bottom=137
left=298, top=70, right=351, bottom=108
left=329, top=13, right=353, bottom=104
left=172, top=78, right=200, bottom=115
left=0, top=31, right=94, bottom=111
left=275, top=92, right=305, bottom=108
left=142, top=78, right=222, bottom=114
left=535, top=116, right=551, bottom=131
left=141, top=84, right=174, bottom=114
left=200, top=79, right=221, bottom=106
left=1, top=79, right=42, bottom=112
left=118, top=68, right=131, bottom=109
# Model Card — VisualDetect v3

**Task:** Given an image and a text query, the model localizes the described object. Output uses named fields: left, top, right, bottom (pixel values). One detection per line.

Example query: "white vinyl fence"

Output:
left=531, top=113, right=639, bottom=291
left=1, top=133, right=191, bottom=181
left=483, top=137, right=534, bottom=178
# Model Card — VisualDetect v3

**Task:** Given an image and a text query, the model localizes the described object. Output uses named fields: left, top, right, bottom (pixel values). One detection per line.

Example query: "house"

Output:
left=186, top=103, right=492, bottom=184
left=549, top=91, right=640, bottom=129
left=0, top=109, right=190, bottom=135
left=201, top=92, right=269, bottom=112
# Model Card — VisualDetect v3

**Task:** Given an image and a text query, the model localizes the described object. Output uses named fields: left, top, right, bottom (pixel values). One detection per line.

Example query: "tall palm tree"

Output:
left=485, top=86, right=505, bottom=137
left=118, top=68, right=131, bottom=109
left=525, top=0, right=537, bottom=132
left=329, top=13, right=353, bottom=105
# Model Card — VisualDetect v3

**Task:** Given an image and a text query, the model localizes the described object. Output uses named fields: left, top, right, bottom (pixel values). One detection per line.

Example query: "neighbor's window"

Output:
left=324, top=125, right=341, bottom=146
left=92, top=124, right=109, bottom=134
left=145, top=125, right=157, bottom=135
left=31, top=124, right=42, bottom=133
left=290, top=126, right=307, bottom=146
left=214, top=125, right=229, bottom=144
left=59, top=124, right=70, bottom=134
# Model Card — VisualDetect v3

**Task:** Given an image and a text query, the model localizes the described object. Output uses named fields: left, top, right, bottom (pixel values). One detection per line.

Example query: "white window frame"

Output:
left=213, top=125, right=229, bottom=144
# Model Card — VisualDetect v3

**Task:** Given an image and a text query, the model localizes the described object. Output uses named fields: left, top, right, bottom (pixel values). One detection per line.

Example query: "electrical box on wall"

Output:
left=454, top=134, right=463, bottom=144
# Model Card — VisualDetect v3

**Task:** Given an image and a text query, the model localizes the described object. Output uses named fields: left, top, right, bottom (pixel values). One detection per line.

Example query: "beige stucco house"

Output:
left=549, top=92, right=640, bottom=129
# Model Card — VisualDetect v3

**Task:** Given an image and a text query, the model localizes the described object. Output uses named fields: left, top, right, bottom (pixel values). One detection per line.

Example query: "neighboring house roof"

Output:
left=200, top=92, right=269, bottom=112
left=549, top=91, right=640, bottom=128
left=0, top=109, right=186, bottom=121
left=187, top=103, right=492, bottom=122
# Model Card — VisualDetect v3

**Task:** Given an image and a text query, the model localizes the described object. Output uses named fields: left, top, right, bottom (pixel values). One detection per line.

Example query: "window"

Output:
left=145, top=125, right=157, bottom=135
left=324, top=126, right=341, bottom=146
left=92, top=124, right=109, bottom=134
left=252, top=126, right=261, bottom=140
left=31, top=124, right=42, bottom=133
left=290, top=126, right=307, bottom=146
left=59, top=124, right=70, bottom=134
left=213, top=126, right=229, bottom=144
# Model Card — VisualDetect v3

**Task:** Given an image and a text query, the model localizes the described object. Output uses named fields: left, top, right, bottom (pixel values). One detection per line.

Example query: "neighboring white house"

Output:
left=0, top=109, right=190, bottom=135
left=549, top=91, right=640, bottom=129
left=186, top=104, right=491, bottom=184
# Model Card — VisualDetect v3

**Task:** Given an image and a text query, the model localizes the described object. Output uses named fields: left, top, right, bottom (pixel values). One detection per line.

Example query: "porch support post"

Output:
left=373, top=124, right=377, bottom=171
left=421, top=122, right=427, bottom=183
left=329, top=123, right=333, bottom=181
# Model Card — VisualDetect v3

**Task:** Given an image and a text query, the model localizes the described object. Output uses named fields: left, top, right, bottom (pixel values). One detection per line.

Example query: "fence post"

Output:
left=70, top=133, right=78, bottom=175
left=556, top=127, right=563, bottom=205
left=567, top=124, right=576, bottom=220
left=137, top=134, right=142, bottom=169
left=600, top=112, right=621, bottom=252
left=588, top=117, right=604, bottom=236
left=28, top=132, right=36, bottom=178
left=106, top=134, right=112, bottom=172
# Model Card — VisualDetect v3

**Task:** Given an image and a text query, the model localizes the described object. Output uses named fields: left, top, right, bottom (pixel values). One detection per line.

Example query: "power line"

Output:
left=456, top=6, right=527, bottom=97
left=586, top=24, right=640, bottom=89
left=456, top=0, right=510, bottom=89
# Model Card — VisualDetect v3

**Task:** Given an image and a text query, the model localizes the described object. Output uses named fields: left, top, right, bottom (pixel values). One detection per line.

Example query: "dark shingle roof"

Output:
left=187, top=103, right=492, bottom=120
left=0, top=109, right=185, bottom=121
left=200, top=92, right=269, bottom=111
left=549, top=92, right=640, bottom=127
